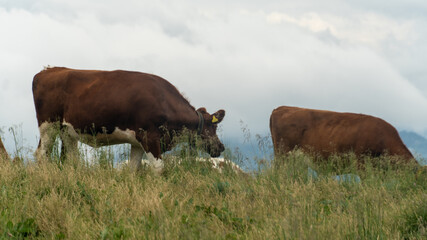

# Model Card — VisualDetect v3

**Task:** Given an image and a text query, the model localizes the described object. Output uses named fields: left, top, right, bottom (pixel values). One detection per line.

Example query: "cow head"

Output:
left=196, top=108, right=225, bottom=157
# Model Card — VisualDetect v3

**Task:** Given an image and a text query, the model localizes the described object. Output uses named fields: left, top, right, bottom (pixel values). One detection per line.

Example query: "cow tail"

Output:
left=32, top=71, right=43, bottom=94
left=32, top=76, right=38, bottom=93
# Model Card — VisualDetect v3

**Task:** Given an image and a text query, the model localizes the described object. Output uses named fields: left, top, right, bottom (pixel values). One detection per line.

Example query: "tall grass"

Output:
left=1, top=144, right=426, bottom=239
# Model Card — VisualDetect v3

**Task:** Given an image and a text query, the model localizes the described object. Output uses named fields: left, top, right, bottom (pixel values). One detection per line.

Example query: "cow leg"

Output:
left=59, top=122, right=80, bottom=161
left=129, top=145, right=144, bottom=170
left=35, top=122, right=59, bottom=161
left=145, top=152, right=164, bottom=174
left=135, top=131, right=164, bottom=174
left=60, top=131, right=79, bottom=161
left=144, top=139, right=164, bottom=174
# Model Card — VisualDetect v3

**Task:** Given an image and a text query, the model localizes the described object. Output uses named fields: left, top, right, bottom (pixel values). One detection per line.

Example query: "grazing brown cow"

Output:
left=270, top=106, right=416, bottom=165
left=33, top=67, right=225, bottom=172
left=0, top=138, right=8, bottom=159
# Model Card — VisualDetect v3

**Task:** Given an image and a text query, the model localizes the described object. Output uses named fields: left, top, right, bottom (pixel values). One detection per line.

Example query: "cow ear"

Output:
left=212, top=109, right=225, bottom=124
left=196, top=107, right=207, bottom=114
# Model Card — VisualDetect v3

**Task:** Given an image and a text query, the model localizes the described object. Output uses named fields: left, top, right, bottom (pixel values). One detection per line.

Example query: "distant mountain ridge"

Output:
left=399, top=131, right=427, bottom=165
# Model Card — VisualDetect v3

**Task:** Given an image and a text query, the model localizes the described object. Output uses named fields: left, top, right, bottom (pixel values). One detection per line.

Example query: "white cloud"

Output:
left=266, top=11, right=415, bottom=48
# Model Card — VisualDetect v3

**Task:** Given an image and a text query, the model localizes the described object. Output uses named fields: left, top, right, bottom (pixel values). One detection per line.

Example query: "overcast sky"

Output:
left=1, top=0, right=427, bottom=156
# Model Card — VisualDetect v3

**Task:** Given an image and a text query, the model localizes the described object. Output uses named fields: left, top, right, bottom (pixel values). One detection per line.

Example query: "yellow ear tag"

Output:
left=212, top=116, right=219, bottom=123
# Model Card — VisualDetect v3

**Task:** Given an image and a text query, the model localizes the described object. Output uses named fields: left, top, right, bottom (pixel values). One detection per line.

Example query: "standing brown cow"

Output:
left=270, top=106, right=417, bottom=165
left=33, top=67, right=226, bottom=172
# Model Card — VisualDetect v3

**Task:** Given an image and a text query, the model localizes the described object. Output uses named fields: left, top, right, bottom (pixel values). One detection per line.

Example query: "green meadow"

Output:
left=0, top=136, right=426, bottom=239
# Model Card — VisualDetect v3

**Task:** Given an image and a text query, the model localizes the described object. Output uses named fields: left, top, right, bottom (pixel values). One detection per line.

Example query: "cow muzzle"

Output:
left=207, top=142, right=225, bottom=158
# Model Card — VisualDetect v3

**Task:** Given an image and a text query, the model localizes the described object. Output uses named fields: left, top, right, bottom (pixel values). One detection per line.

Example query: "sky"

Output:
left=1, top=0, right=427, bottom=158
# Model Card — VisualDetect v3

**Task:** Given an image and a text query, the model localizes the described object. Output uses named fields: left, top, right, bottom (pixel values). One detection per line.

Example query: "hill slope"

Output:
left=399, top=131, right=427, bottom=165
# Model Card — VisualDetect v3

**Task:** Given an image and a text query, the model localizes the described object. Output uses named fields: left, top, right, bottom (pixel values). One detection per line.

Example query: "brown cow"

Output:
left=0, top=137, right=8, bottom=160
left=270, top=106, right=417, bottom=165
left=32, top=67, right=225, bottom=172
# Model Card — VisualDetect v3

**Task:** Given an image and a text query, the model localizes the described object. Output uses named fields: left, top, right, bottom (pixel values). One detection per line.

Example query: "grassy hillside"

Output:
left=0, top=150, right=426, bottom=239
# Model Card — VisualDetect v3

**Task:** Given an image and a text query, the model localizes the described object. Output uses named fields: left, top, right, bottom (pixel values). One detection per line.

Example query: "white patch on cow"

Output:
left=145, top=152, right=164, bottom=174
left=62, top=121, right=80, bottom=139
left=164, top=155, right=244, bottom=174
left=196, top=157, right=244, bottom=174
left=119, top=156, right=244, bottom=175
left=94, top=128, right=140, bottom=146
left=43, top=65, right=54, bottom=71
left=119, top=153, right=164, bottom=175
left=62, top=120, right=141, bottom=147
left=35, top=122, right=57, bottom=160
